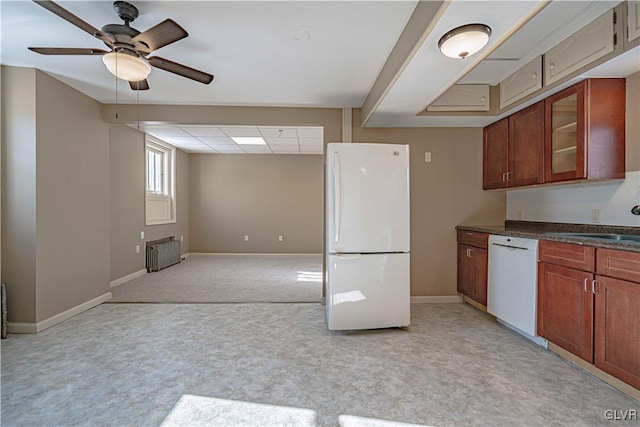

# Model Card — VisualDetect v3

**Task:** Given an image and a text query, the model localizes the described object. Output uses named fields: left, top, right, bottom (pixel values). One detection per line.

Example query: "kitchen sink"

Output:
left=548, top=232, right=640, bottom=244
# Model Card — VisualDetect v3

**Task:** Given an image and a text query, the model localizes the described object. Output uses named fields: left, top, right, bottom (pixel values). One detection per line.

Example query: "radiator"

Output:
left=146, top=239, right=181, bottom=272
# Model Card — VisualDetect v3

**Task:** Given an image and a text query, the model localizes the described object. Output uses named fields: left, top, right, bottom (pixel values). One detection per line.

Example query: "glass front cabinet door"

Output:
left=545, top=82, right=585, bottom=182
left=544, top=79, right=625, bottom=184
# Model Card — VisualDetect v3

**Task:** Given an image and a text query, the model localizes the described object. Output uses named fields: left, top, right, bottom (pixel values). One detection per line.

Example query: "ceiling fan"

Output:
left=28, top=0, right=214, bottom=90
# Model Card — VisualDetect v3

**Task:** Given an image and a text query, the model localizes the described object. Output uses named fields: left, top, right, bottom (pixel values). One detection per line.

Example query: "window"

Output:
left=145, top=137, right=176, bottom=225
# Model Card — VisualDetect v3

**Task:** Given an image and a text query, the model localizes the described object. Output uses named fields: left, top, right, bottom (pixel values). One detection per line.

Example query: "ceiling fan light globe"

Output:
left=438, top=24, right=491, bottom=59
left=102, top=52, right=151, bottom=81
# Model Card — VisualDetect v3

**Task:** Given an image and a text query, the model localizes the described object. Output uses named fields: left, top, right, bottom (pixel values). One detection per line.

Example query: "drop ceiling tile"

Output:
left=180, top=126, right=226, bottom=137
left=146, top=127, right=191, bottom=137
left=265, top=137, right=299, bottom=146
left=242, top=145, right=272, bottom=153
left=198, top=136, right=236, bottom=145
left=219, top=126, right=261, bottom=137
left=156, top=136, right=204, bottom=147
left=299, top=137, right=324, bottom=146
left=297, top=127, right=324, bottom=138
left=259, top=126, right=298, bottom=138
left=300, top=146, right=324, bottom=154
left=213, top=146, right=244, bottom=153
left=270, top=145, right=300, bottom=153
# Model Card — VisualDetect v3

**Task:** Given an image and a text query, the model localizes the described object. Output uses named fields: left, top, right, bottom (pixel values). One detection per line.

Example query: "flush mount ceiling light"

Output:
left=438, top=23, right=492, bottom=59
left=102, top=51, right=151, bottom=82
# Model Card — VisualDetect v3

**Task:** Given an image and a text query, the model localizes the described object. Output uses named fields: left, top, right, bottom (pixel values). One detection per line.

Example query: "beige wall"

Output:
left=189, top=154, right=323, bottom=253
left=1, top=66, right=37, bottom=323
left=626, top=71, right=640, bottom=172
left=1, top=67, right=111, bottom=324
left=110, top=124, right=190, bottom=281
left=34, top=70, right=111, bottom=321
left=351, top=109, right=506, bottom=296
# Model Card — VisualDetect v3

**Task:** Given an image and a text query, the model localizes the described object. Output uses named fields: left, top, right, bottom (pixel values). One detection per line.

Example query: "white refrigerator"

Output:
left=325, top=143, right=410, bottom=330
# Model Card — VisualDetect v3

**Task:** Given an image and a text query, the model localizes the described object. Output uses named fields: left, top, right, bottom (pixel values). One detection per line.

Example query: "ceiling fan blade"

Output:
left=29, top=47, right=107, bottom=55
left=148, top=56, right=213, bottom=84
left=129, top=80, right=150, bottom=91
left=132, top=19, right=188, bottom=53
left=33, top=0, right=114, bottom=45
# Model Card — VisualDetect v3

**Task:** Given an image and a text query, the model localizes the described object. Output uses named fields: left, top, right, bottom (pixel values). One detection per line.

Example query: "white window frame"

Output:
left=145, top=136, right=176, bottom=225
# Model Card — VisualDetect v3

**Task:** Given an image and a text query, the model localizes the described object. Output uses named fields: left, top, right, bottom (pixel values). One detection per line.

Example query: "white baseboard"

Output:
left=7, top=322, right=37, bottom=334
left=189, top=252, right=322, bottom=256
left=110, top=269, right=147, bottom=288
left=8, top=292, right=112, bottom=334
left=410, top=295, right=463, bottom=304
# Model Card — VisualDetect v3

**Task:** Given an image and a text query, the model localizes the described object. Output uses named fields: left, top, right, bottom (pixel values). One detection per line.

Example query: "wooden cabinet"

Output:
left=538, top=241, right=640, bottom=390
left=428, top=84, right=490, bottom=112
left=456, top=230, right=488, bottom=306
left=483, top=118, right=509, bottom=189
left=499, top=56, right=542, bottom=109
left=538, top=241, right=596, bottom=362
left=544, top=9, right=615, bottom=85
left=545, top=79, right=626, bottom=183
left=594, top=249, right=640, bottom=389
left=483, top=101, right=544, bottom=189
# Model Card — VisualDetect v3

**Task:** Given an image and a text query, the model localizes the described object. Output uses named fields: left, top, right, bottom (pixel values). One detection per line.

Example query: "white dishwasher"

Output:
left=487, top=235, right=547, bottom=347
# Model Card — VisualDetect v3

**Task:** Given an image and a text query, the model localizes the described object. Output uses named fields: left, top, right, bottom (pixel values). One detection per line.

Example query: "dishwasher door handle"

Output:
left=491, top=242, right=529, bottom=251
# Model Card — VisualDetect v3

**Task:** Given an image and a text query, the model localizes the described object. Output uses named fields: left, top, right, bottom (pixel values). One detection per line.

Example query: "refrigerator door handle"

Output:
left=334, top=151, right=341, bottom=244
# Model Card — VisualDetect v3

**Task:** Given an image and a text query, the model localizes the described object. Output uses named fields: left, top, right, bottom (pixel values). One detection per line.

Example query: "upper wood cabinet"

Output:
left=499, top=57, right=542, bottom=109
left=544, top=79, right=626, bottom=183
left=544, top=9, right=616, bottom=85
left=428, top=85, right=490, bottom=112
left=483, top=101, right=544, bottom=189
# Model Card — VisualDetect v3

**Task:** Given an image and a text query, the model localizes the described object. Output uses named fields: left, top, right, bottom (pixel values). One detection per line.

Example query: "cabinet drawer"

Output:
left=539, top=240, right=595, bottom=271
left=596, top=249, right=640, bottom=283
left=457, top=230, right=488, bottom=248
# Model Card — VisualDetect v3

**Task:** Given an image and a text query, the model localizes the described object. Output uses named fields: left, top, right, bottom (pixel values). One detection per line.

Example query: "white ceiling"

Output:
left=141, top=124, right=324, bottom=154
left=1, top=0, right=637, bottom=141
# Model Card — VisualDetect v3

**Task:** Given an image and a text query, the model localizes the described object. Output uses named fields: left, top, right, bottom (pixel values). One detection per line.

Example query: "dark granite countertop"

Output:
left=456, top=220, right=640, bottom=253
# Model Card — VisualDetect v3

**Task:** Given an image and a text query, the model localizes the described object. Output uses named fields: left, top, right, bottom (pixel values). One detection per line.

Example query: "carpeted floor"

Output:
left=109, top=254, right=323, bottom=303
left=2, top=303, right=638, bottom=426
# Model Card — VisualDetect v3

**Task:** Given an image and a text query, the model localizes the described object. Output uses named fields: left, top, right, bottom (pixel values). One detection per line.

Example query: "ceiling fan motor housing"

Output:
left=113, top=1, right=139, bottom=24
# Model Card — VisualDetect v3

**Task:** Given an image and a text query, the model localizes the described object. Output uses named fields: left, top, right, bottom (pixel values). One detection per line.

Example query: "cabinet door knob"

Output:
left=532, top=72, right=537, bottom=79
left=481, top=96, right=486, bottom=102
left=502, top=172, right=507, bottom=182
left=468, top=248, right=473, bottom=258
left=549, top=62, right=555, bottom=70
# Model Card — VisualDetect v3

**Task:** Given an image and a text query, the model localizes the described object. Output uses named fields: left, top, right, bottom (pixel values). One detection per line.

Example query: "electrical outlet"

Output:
left=424, top=152, right=432, bottom=163
left=180, top=235, right=184, bottom=242
left=136, top=245, right=140, bottom=254
left=278, top=235, right=283, bottom=242
left=244, top=235, right=249, bottom=241
left=591, top=208, right=601, bottom=223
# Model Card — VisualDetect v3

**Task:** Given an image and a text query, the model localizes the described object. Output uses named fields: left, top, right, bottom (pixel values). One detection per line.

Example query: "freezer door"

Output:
left=326, top=253, right=410, bottom=330
left=326, top=143, right=410, bottom=253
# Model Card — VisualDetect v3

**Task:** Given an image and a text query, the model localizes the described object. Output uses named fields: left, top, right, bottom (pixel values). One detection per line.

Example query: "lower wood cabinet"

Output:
left=456, top=230, right=488, bottom=306
left=538, top=262, right=594, bottom=363
left=538, top=241, right=640, bottom=390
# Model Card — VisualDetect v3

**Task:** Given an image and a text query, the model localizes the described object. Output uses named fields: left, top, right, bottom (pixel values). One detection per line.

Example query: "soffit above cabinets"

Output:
left=362, top=0, right=630, bottom=127
left=136, top=125, right=324, bottom=155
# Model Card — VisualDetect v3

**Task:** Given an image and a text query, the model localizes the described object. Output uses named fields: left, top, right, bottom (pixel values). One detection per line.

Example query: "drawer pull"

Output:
left=592, top=280, right=598, bottom=294
left=583, top=277, right=589, bottom=292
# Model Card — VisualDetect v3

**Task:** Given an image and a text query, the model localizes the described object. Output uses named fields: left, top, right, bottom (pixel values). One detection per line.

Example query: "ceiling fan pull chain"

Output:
left=115, top=53, right=119, bottom=119
left=137, top=81, right=140, bottom=129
